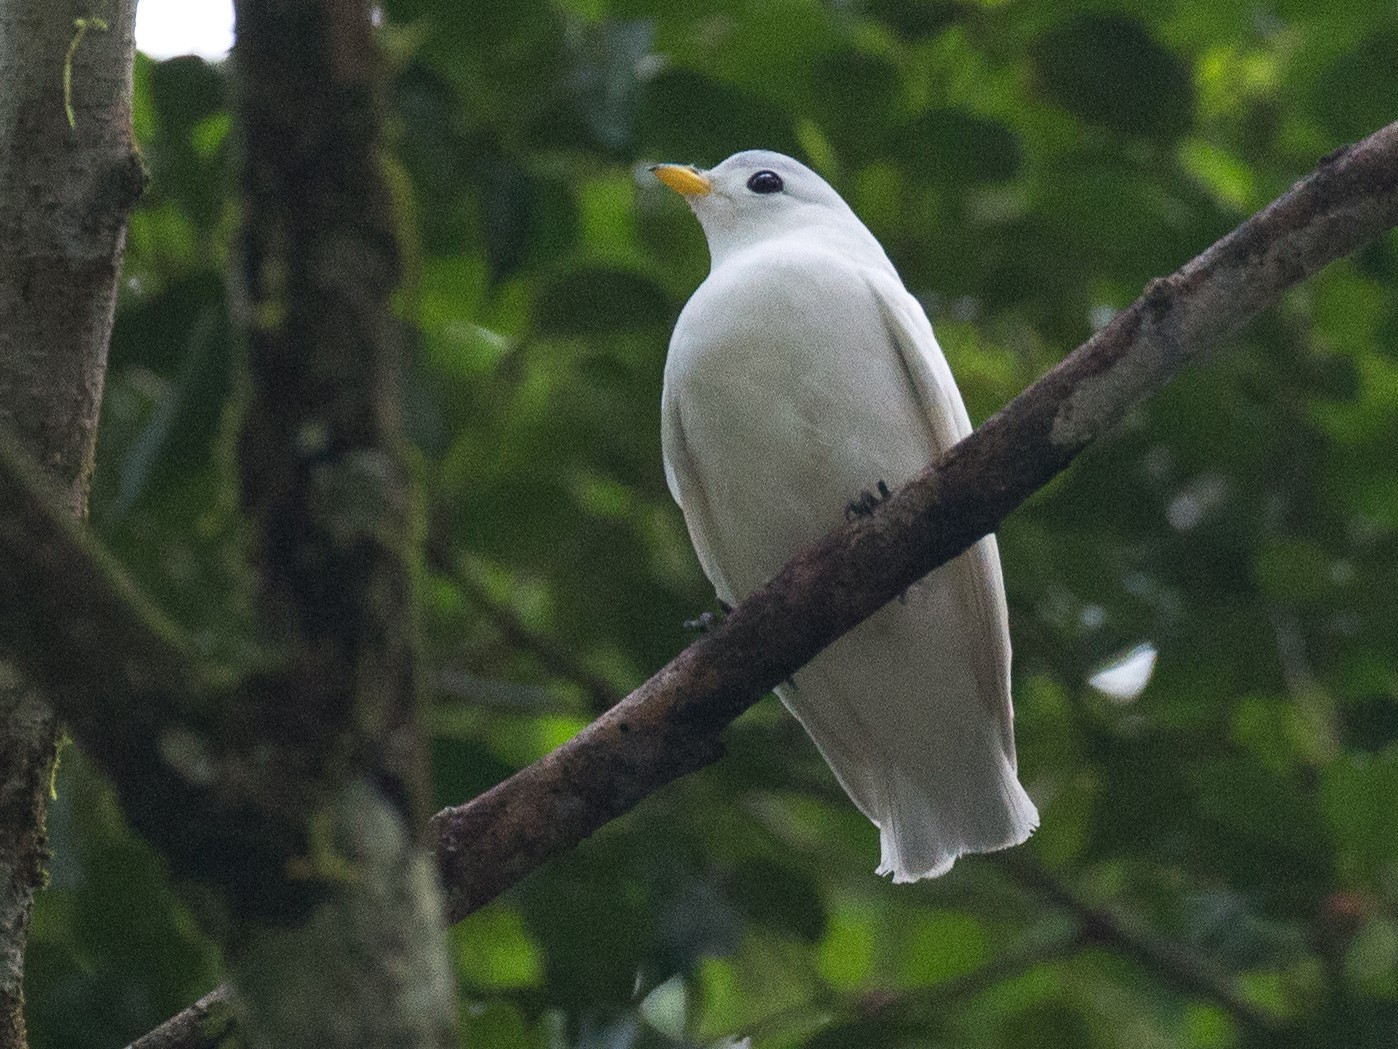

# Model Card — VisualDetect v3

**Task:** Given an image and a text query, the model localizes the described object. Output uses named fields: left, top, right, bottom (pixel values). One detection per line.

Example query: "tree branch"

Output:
left=0, top=425, right=331, bottom=915
left=440, top=569, right=1285, bottom=1033
left=125, top=988, right=235, bottom=1049
left=431, top=120, right=1398, bottom=922
left=442, top=565, right=1287, bottom=1032
left=0, top=430, right=215, bottom=735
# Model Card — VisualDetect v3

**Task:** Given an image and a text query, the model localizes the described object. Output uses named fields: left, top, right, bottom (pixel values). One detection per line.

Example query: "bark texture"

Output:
left=228, top=782, right=454, bottom=1048
left=0, top=0, right=143, bottom=1045
left=232, top=0, right=427, bottom=836
left=123, top=119, right=1398, bottom=1049
left=0, top=688, right=55, bottom=1049
left=125, top=988, right=234, bottom=1049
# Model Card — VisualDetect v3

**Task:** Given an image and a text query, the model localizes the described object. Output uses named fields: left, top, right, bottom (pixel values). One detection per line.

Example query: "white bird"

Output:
left=652, top=150, right=1038, bottom=881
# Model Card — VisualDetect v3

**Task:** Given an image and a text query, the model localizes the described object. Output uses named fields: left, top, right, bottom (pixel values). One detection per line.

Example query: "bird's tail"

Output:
left=870, top=745, right=1038, bottom=882
left=774, top=594, right=1038, bottom=881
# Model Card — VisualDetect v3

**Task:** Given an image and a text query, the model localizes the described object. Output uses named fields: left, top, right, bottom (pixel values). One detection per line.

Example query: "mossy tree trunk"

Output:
left=0, top=2, right=144, bottom=1046
left=218, top=0, right=456, bottom=1042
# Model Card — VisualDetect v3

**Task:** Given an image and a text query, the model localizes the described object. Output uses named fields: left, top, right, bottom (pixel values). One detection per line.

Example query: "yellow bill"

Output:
left=650, top=163, right=712, bottom=197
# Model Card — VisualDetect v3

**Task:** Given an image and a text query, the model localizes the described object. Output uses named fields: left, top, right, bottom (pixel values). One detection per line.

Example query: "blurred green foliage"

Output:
left=23, top=0, right=1398, bottom=1046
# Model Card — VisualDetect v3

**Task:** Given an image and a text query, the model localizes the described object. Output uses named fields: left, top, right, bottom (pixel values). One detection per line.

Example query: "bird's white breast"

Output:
left=662, top=239, right=937, bottom=600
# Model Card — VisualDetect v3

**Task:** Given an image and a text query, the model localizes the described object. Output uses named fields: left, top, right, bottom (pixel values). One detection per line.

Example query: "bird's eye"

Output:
left=746, top=170, right=784, bottom=194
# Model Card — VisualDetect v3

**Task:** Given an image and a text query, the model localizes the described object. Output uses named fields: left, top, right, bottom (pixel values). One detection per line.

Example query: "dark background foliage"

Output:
left=23, top=0, right=1398, bottom=1046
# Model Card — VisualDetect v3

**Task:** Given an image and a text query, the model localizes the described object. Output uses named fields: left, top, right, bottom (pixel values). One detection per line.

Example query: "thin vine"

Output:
left=64, top=13, right=110, bottom=128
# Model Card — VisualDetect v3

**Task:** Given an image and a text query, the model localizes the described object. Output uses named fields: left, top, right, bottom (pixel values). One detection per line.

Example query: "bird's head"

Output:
left=650, top=150, right=885, bottom=270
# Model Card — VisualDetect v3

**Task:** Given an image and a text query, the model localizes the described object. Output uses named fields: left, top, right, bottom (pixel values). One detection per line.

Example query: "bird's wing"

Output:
left=862, top=270, right=1018, bottom=766
left=661, top=381, right=738, bottom=607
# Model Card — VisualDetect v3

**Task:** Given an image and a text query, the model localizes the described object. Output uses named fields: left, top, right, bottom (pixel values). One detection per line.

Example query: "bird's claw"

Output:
left=684, top=599, right=733, bottom=633
left=844, top=479, right=892, bottom=521
left=684, top=605, right=730, bottom=633
left=684, top=611, right=718, bottom=632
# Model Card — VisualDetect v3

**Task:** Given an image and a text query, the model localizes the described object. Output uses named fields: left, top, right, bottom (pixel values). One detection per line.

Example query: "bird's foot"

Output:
left=683, top=599, right=732, bottom=633
left=844, top=479, right=892, bottom=521
left=683, top=611, right=719, bottom=633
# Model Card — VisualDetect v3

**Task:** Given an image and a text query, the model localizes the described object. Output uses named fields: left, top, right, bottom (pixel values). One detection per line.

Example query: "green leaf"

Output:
left=894, top=909, right=988, bottom=989
left=638, top=68, right=800, bottom=163
left=726, top=857, right=827, bottom=943
left=808, top=52, right=902, bottom=163
left=892, top=108, right=1023, bottom=186
left=459, top=1002, right=539, bottom=1048
left=534, top=266, right=676, bottom=336
left=1322, top=749, right=1398, bottom=881
left=1343, top=919, right=1398, bottom=1001
left=1032, top=14, right=1194, bottom=141
left=1253, top=539, right=1335, bottom=603
left=454, top=905, right=544, bottom=990
left=1305, top=29, right=1398, bottom=142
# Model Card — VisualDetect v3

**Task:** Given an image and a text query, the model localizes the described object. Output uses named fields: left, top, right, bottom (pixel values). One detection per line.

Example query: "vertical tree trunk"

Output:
left=222, top=0, right=457, bottom=1044
left=0, top=1, right=144, bottom=1045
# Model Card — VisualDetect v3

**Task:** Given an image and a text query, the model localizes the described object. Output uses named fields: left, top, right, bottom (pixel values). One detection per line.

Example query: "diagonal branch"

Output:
left=0, top=423, right=328, bottom=913
left=448, top=561, right=1283, bottom=1031
left=125, top=988, right=235, bottom=1049
left=0, top=427, right=219, bottom=789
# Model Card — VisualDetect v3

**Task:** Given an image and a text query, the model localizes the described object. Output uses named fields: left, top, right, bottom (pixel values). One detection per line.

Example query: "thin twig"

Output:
left=433, top=666, right=575, bottom=712
left=993, top=854, right=1280, bottom=1032
left=451, top=558, right=623, bottom=714
left=63, top=14, right=109, bottom=128
left=786, top=928, right=1082, bottom=1045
